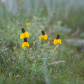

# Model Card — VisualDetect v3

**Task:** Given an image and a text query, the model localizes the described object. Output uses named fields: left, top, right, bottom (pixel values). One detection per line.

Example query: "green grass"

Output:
left=0, top=17, right=84, bottom=84
left=0, top=0, right=84, bottom=84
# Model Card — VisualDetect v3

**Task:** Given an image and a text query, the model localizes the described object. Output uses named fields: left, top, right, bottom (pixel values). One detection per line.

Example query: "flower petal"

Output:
left=26, top=23, right=30, bottom=26
left=39, top=35, right=42, bottom=40
left=28, top=23, right=30, bottom=25
left=59, top=39, right=62, bottom=44
left=26, top=42, right=29, bottom=47
left=43, top=35, right=48, bottom=40
left=20, top=33, right=24, bottom=39
left=24, top=32, right=29, bottom=37
left=26, top=23, right=28, bottom=26
left=53, top=39, right=62, bottom=45
left=22, top=42, right=25, bottom=47
left=22, top=42, right=29, bottom=47
left=53, top=39, right=57, bottom=45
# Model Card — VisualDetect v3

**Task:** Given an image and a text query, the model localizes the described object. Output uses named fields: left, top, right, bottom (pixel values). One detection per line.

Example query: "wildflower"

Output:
left=39, top=30, right=48, bottom=40
left=20, top=28, right=29, bottom=39
left=26, top=23, right=30, bottom=26
left=53, top=34, right=62, bottom=45
left=22, top=38, right=29, bottom=47
left=26, top=19, right=30, bottom=26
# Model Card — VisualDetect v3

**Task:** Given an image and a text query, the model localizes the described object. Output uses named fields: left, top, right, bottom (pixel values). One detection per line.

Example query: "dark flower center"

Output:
left=24, top=38, right=27, bottom=42
left=21, top=28, right=25, bottom=33
left=26, top=19, right=29, bottom=23
left=41, top=30, right=45, bottom=35
left=56, top=34, right=60, bottom=39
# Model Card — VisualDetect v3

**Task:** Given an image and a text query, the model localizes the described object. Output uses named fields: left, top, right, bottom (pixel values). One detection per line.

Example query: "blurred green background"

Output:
left=1, top=0, right=84, bottom=29
left=0, top=0, right=84, bottom=84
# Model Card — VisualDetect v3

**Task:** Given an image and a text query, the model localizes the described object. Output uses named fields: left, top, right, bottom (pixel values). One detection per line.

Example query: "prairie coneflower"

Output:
left=26, top=19, right=30, bottom=26
left=20, top=28, right=29, bottom=39
left=53, top=34, right=62, bottom=45
left=22, top=38, right=29, bottom=47
left=39, top=30, right=48, bottom=40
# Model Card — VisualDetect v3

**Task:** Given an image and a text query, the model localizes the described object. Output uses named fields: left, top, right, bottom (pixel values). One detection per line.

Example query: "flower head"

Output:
left=26, top=19, right=30, bottom=26
left=39, top=30, right=48, bottom=40
left=22, top=38, right=29, bottom=47
left=26, top=23, right=30, bottom=26
left=20, top=28, right=29, bottom=39
left=53, top=34, right=62, bottom=45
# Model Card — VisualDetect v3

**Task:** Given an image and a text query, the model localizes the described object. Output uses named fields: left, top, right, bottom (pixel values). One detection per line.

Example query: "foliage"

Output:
left=0, top=0, right=84, bottom=84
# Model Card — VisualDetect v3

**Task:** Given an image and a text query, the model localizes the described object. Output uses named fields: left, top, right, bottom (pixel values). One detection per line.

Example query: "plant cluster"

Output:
left=20, top=19, right=62, bottom=48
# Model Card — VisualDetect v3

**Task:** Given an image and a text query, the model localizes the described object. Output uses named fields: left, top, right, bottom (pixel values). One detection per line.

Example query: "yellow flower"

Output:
left=53, top=39, right=61, bottom=45
left=39, top=35, right=48, bottom=40
left=22, top=42, right=29, bottom=47
left=26, top=23, right=30, bottom=26
left=20, top=32, right=29, bottom=39
left=22, top=38, right=29, bottom=47
left=53, top=34, right=62, bottom=45
left=39, top=30, right=48, bottom=40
